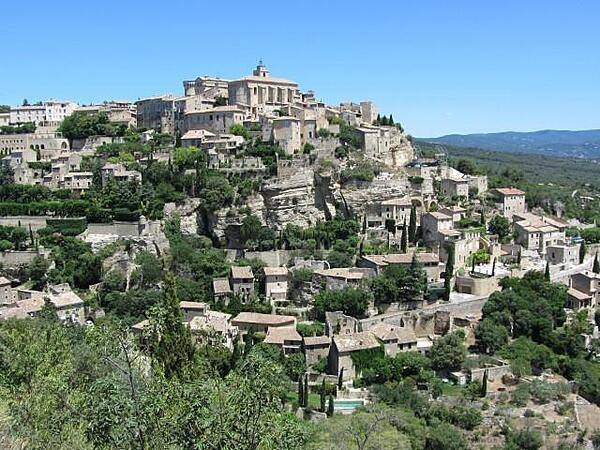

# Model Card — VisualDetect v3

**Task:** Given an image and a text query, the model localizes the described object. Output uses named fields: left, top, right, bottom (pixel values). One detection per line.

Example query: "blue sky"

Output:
left=0, top=0, right=598, bottom=136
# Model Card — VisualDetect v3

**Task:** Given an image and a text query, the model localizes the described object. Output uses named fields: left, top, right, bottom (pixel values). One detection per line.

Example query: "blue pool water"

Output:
left=334, top=399, right=365, bottom=411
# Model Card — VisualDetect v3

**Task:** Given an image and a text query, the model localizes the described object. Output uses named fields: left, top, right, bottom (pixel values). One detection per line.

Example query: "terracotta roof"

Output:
left=179, top=301, right=208, bottom=310
left=495, top=187, right=525, bottom=196
left=567, top=288, right=591, bottom=301
left=230, top=266, right=254, bottom=279
left=303, top=335, right=331, bottom=346
left=232, top=312, right=296, bottom=327
left=333, top=332, right=380, bottom=353
left=381, top=196, right=413, bottom=206
left=263, top=267, right=289, bottom=276
left=51, top=291, right=84, bottom=309
left=314, top=268, right=364, bottom=280
left=212, top=278, right=232, bottom=295
left=263, top=326, right=302, bottom=345
left=189, top=311, right=232, bottom=334
left=370, top=323, right=417, bottom=344
left=427, top=212, right=453, bottom=220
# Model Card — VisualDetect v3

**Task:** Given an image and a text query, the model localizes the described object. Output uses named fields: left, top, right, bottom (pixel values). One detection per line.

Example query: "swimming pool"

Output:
left=334, top=399, right=365, bottom=411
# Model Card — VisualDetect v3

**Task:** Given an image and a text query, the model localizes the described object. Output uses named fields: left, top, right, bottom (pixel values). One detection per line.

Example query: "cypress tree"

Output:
left=580, top=241, right=587, bottom=264
left=481, top=370, right=488, bottom=397
left=517, top=249, right=522, bottom=265
left=593, top=253, right=600, bottom=274
left=491, top=257, right=496, bottom=276
left=389, top=114, right=394, bottom=125
left=303, top=373, right=309, bottom=407
left=375, top=113, right=381, bottom=125
left=444, top=244, right=455, bottom=302
left=408, top=206, right=417, bottom=243
left=471, top=256, right=476, bottom=274
left=148, top=273, right=196, bottom=378
left=320, top=380, right=326, bottom=412
left=298, top=377, right=304, bottom=406
left=480, top=208, right=485, bottom=226
left=401, top=219, right=408, bottom=253
left=338, top=368, right=344, bottom=389
left=29, top=224, right=34, bottom=247
left=327, top=395, right=334, bottom=417
left=544, top=261, right=551, bottom=281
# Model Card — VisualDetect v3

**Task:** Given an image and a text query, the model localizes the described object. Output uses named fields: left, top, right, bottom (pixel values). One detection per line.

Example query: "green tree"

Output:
left=593, top=253, right=600, bottom=274
left=425, top=422, right=468, bottom=450
left=544, top=261, right=551, bottom=281
left=400, top=220, right=408, bottom=253
left=429, top=331, right=466, bottom=372
left=444, top=243, right=455, bottom=302
left=580, top=240, right=587, bottom=264
left=147, top=274, right=196, bottom=378
left=475, top=318, right=509, bottom=354
left=488, top=215, right=511, bottom=241
left=408, top=206, right=417, bottom=243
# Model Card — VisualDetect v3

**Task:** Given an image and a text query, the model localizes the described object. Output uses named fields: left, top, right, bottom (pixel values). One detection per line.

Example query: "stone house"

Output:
left=369, top=322, right=418, bottom=357
left=378, top=196, right=414, bottom=228
left=183, top=106, right=246, bottom=134
left=313, top=268, right=369, bottom=290
left=263, top=326, right=303, bottom=355
left=329, top=332, right=381, bottom=381
left=438, top=205, right=467, bottom=224
left=455, top=274, right=500, bottom=296
left=179, top=301, right=209, bottom=322
left=101, top=163, right=141, bottom=186
left=513, top=213, right=566, bottom=255
left=421, top=212, right=456, bottom=244
left=546, top=244, right=580, bottom=267
left=441, top=177, right=469, bottom=198
left=231, top=312, right=296, bottom=335
left=358, top=252, right=444, bottom=283
left=230, top=266, right=254, bottom=297
left=494, top=188, right=526, bottom=219
left=0, top=277, right=12, bottom=305
left=568, top=270, right=600, bottom=310
left=212, top=277, right=232, bottom=302
left=303, top=335, right=331, bottom=366
left=272, top=116, right=302, bottom=155
left=263, top=267, right=288, bottom=302
left=189, top=310, right=238, bottom=351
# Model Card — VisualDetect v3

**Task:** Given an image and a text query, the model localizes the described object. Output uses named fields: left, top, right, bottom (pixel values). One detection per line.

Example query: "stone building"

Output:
left=183, top=76, right=229, bottom=98
left=303, top=335, right=331, bottom=366
left=546, top=244, right=580, bottom=267
left=494, top=188, right=526, bottom=219
left=369, top=322, right=418, bottom=357
left=9, top=100, right=78, bottom=126
left=135, top=95, right=180, bottom=133
left=441, top=177, right=469, bottom=198
left=184, top=106, right=246, bottom=134
left=272, top=116, right=301, bottom=155
left=421, top=212, right=456, bottom=244
left=229, top=266, right=254, bottom=296
left=513, top=212, right=566, bottom=255
left=263, top=266, right=288, bottom=302
left=75, top=101, right=137, bottom=128
left=189, top=310, right=238, bottom=351
left=231, top=312, right=296, bottom=335
left=228, top=63, right=300, bottom=118
left=263, top=326, right=302, bottom=355
left=568, top=270, right=600, bottom=309
left=358, top=252, right=444, bottom=283
left=100, top=163, right=142, bottom=186
left=353, top=125, right=414, bottom=167
left=313, top=268, right=369, bottom=290
left=329, top=332, right=381, bottom=381
left=0, top=132, right=69, bottom=155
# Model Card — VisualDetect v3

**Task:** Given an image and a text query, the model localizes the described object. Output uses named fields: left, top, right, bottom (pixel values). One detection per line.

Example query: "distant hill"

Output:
left=421, top=129, right=600, bottom=159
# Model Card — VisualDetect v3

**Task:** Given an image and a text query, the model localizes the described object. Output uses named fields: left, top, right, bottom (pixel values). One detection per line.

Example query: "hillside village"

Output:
left=0, top=64, right=599, bottom=449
